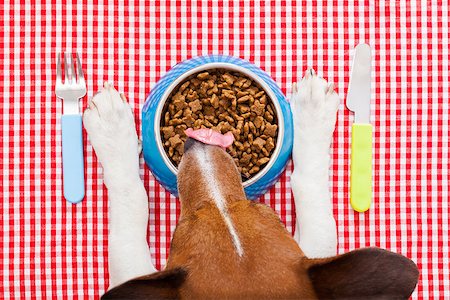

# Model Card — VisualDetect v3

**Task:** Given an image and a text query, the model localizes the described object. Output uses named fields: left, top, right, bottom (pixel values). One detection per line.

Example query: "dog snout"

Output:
left=184, top=137, right=204, bottom=152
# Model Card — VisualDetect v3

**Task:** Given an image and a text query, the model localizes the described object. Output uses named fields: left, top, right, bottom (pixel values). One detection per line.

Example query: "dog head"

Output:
left=177, top=137, right=247, bottom=215
left=103, top=140, right=419, bottom=299
left=103, top=248, right=419, bottom=299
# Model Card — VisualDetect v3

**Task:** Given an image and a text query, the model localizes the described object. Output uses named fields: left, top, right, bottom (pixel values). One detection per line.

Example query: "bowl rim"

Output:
left=154, top=62, right=285, bottom=188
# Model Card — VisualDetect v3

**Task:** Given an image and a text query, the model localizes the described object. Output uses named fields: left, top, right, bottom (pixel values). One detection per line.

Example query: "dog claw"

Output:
left=326, top=83, right=334, bottom=94
left=88, top=99, right=97, bottom=110
left=304, top=69, right=311, bottom=79
left=304, top=68, right=316, bottom=79
left=138, top=139, right=142, bottom=154
left=292, top=82, right=298, bottom=94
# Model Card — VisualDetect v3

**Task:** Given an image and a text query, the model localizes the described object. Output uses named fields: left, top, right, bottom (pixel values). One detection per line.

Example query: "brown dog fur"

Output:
left=103, top=140, right=419, bottom=299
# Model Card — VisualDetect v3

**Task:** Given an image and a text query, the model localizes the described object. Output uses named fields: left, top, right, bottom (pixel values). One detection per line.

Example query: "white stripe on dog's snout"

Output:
left=192, top=146, right=244, bottom=257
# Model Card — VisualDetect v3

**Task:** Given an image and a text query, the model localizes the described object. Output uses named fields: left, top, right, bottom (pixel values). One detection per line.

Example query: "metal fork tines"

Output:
left=55, top=52, right=86, bottom=204
left=55, top=52, right=86, bottom=114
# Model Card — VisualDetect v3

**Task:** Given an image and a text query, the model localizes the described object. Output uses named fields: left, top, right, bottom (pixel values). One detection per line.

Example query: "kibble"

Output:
left=160, top=69, right=278, bottom=180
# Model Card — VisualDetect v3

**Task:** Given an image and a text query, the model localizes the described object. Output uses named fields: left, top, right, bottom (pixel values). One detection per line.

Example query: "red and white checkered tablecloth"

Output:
left=1, top=0, right=449, bottom=298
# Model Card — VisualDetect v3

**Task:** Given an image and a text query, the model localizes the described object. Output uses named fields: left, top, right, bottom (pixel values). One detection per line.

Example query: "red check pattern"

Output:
left=0, top=0, right=449, bottom=299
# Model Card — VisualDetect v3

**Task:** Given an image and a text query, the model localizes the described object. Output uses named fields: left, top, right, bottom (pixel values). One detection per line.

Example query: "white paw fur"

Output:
left=84, top=83, right=156, bottom=289
left=290, top=69, right=339, bottom=258
left=83, top=82, right=140, bottom=187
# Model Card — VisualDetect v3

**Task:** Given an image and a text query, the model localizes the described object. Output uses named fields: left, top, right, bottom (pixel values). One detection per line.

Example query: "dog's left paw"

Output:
left=291, top=69, right=340, bottom=143
left=83, top=83, right=140, bottom=176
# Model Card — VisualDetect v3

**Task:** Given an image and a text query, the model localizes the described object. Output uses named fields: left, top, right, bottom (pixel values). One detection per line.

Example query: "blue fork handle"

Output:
left=61, top=114, right=85, bottom=204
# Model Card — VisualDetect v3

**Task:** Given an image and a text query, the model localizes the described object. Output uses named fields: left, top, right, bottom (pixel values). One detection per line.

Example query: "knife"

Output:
left=346, top=44, right=373, bottom=212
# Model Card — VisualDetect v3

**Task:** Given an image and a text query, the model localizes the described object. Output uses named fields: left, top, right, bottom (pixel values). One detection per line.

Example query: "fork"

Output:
left=55, top=52, right=86, bottom=204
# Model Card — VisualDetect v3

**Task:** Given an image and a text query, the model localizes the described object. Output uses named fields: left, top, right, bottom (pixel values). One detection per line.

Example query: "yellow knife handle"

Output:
left=350, top=123, right=373, bottom=212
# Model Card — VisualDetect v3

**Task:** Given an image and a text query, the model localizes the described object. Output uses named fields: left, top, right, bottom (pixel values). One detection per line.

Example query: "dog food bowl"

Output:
left=142, top=55, right=293, bottom=199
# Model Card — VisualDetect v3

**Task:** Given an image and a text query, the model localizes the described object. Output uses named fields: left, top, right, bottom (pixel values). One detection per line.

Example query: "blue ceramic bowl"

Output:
left=142, top=55, right=293, bottom=199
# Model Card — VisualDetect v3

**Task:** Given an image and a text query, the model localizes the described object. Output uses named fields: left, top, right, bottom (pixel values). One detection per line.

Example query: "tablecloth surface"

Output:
left=1, top=0, right=449, bottom=299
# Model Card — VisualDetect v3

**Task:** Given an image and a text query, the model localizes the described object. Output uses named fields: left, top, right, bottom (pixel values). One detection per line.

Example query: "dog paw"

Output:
left=83, top=82, right=140, bottom=174
left=291, top=69, right=340, bottom=143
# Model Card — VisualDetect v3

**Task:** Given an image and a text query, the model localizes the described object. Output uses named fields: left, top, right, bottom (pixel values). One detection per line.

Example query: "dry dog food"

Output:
left=160, top=69, right=278, bottom=180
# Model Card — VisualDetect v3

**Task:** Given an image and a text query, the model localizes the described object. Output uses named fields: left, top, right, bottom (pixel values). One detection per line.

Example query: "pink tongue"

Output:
left=185, top=128, right=235, bottom=149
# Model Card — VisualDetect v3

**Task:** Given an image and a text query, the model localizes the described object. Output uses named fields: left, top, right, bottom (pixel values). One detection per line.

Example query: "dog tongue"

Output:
left=185, top=128, right=234, bottom=149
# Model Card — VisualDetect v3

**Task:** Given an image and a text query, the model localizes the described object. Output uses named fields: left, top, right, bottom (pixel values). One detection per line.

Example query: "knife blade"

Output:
left=347, top=44, right=371, bottom=123
left=346, top=43, right=373, bottom=213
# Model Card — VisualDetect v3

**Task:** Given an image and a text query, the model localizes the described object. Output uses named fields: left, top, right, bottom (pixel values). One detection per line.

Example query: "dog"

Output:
left=83, top=71, right=419, bottom=299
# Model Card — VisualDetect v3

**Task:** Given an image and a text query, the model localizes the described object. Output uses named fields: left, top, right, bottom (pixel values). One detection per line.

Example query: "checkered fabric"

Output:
left=0, top=0, right=448, bottom=298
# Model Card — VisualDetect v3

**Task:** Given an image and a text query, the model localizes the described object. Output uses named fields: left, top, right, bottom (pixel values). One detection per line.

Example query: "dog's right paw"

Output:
left=83, top=82, right=140, bottom=174
left=291, top=69, right=340, bottom=143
